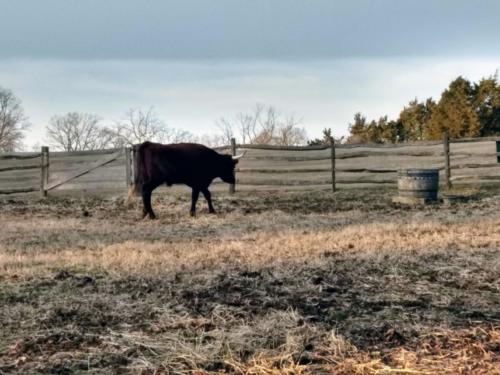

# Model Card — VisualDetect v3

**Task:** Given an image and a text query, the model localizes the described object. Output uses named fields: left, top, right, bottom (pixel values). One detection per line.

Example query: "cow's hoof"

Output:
left=147, top=214, right=157, bottom=220
left=190, top=211, right=196, bottom=217
left=209, top=210, right=216, bottom=214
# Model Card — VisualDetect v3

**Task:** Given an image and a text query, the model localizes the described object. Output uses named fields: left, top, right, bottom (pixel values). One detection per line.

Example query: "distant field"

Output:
left=1, top=187, right=499, bottom=374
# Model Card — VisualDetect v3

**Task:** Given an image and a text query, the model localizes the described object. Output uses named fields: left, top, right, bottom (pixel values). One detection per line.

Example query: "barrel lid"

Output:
left=398, top=168, right=439, bottom=176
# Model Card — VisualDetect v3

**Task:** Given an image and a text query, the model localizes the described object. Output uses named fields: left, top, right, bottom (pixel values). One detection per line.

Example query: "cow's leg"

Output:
left=190, top=188, right=200, bottom=217
left=201, top=188, right=215, bottom=214
left=142, top=180, right=161, bottom=219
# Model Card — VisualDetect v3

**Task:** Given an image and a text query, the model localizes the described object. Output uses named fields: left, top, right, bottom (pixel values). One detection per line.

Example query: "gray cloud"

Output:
left=1, top=0, right=499, bottom=59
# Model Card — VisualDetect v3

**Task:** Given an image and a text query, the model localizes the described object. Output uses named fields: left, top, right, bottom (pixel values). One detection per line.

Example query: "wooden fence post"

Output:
left=40, top=146, right=49, bottom=197
left=124, top=147, right=132, bottom=187
left=230, top=138, right=236, bottom=194
left=329, top=136, right=336, bottom=192
left=443, top=129, right=451, bottom=189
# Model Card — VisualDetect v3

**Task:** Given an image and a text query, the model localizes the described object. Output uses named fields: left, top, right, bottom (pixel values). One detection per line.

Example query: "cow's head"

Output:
left=219, top=152, right=245, bottom=184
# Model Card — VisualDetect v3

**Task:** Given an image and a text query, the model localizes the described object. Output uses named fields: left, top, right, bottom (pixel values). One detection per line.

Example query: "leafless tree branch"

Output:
left=0, top=87, right=30, bottom=152
left=215, top=104, right=307, bottom=146
left=110, top=107, right=196, bottom=147
left=45, top=112, right=112, bottom=151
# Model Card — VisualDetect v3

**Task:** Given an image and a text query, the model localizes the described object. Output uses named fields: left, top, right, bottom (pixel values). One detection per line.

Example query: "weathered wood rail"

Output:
left=0, top=148, right=124, bottom=196
left=0, top=137, right=499, bottom=196
left=231, top=136, right=500, bottom=191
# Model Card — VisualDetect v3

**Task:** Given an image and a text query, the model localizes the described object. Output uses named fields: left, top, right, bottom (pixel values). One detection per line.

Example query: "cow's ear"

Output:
left=233, top=159, right=239, bottom=165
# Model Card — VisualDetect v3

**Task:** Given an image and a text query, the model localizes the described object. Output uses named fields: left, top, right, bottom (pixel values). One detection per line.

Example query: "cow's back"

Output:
left=139, top=142, right=223, bottom=187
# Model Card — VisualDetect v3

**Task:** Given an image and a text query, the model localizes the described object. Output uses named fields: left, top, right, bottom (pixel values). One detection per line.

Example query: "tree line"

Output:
left=1, top=72, right=499, bottom=152
left=347, top=73, right=500, bottom=143
left=0, top=86, right=308, bottom=152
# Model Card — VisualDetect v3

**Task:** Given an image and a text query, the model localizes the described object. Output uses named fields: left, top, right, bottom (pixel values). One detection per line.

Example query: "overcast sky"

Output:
left=1, top=0, right=499, bottom=147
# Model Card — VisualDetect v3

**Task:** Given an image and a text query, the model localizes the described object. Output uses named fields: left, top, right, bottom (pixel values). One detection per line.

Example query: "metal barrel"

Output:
left=397, top=169, right=439, bottom=201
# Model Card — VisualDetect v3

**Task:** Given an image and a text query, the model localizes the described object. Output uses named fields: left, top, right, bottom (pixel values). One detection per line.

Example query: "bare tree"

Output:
left=0, top=87, right=30, bottom=152
left=253, top=105, right=278, bottom=144
left=238, top=104, right=262, bottom=143
left=216, top=104, right=307, bottom=146
left=46, top=112, right=113, bottom=151
left=30, top=142, right=41, bottom=152
left=215, top=117, right=235, bottom=146
left=274, top=115, right=307, bottom=145
left=112, top=107, right=195, bottom=146
left=308, top=128, right=334, bottom=146
left=198, top=133, right=226, bottom=148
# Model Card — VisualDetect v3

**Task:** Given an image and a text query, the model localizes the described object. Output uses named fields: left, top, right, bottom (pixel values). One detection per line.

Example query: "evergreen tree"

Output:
left=307, top=138, right=325, bottom=146
left=347, top=112, right=369, bottom=143
left=420, top=98, right=437, bottom=140
left=380, top=119, right=405, bottom=143
left=427, top=77, right=480, bottom=139
left=397, top=98, right=435, bottom=141
left=365, top=119, right=381, bottom=143
left=472, top=74, right=500, bottom=136
left=345, top=72, right=499, bottom=143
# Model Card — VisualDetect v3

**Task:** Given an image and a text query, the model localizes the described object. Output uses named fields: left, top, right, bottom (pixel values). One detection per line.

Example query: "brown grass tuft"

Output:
left=1, top=189, right=499, bottom=374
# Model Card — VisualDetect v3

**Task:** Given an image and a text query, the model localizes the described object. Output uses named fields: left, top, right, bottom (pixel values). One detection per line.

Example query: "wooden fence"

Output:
left=0, top=136, right=499, bottom=196
left=226, top=134, right=500, bottom=192
left=0, top=148, right=125, bottom=196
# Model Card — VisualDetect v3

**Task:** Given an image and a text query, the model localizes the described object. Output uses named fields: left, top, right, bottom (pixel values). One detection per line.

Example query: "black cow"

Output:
left=130, top=141, right=244, bottom=219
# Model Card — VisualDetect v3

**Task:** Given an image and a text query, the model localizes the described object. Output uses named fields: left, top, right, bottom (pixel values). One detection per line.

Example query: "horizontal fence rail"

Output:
left=0, top=136, right=499, bottom=196
left=232, top=136, right=500, bottom=191
left=0, top=164, right=40, bottom=172
left=0, top=151, right=42, bottom=194
left=0, top=153, right=41, bottom=160
left=233, top=144, right=331, bottom=151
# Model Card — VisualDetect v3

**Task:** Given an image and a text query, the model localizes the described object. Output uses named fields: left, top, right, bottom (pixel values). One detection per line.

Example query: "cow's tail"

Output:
left=126, top=143, right=148, bottom=203
left=134, top=143, right=149, bottom=195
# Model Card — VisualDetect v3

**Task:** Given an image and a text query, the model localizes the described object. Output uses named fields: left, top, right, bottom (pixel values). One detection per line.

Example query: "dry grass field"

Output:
left=1, top=187, right=500, bottom=374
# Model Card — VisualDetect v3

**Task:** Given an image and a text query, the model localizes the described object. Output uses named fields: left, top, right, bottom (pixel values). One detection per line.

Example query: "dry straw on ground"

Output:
left=1, top=188, right=499, bottom=374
